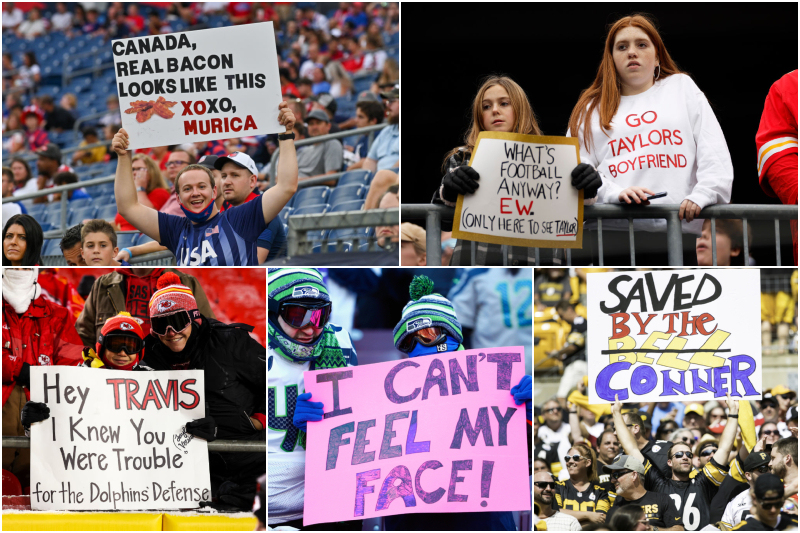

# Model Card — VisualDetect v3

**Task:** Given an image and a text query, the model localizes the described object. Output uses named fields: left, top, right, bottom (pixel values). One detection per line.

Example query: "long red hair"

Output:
left=443, top=75, right=542, bottom=170
left=568, top=14, right=685, bottom=151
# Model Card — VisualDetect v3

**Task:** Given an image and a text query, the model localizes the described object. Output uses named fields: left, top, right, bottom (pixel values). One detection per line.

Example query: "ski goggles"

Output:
left=399, top=326, right=446, bottom=352
left=103, top=334, right=142, bottom=355
left=277, top=302, right=332, bottom=329
left=151, top=310, right=193, bottom=335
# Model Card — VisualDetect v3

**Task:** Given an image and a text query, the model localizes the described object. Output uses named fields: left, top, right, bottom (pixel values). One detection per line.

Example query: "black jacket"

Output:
left=144, top=316, right=266, bottom=440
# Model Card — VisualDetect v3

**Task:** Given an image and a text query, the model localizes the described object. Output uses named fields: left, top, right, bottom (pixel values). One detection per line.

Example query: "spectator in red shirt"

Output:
left=124, top=3, right=144, bottom=33
left=227, top=2, right=253, bottom=25
left=114, top=154, right=171, bottom=231
left=21, top=105, right=48, bottom=151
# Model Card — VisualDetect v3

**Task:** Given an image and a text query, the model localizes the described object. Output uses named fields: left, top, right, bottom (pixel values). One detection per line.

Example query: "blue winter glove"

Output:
left=510, top=375, right=532, bottom=421
left=293, top=392, right=324, bottom=431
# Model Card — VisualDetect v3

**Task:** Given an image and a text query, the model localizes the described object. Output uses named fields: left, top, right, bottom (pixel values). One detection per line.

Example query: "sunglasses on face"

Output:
left=545, top=407, right=562, bottom=414
left=151, top=310, right=192, bottom=336
left=671, top=451, right=694, bottom=459
left=779, top=394, right=794, bottom=400
left=700, top=448, right=718, bottom=457
left=534, top=482, right=555, bottom=490
left=565, top=455, right=585, bottom=463
left=751, top=465, right=771, bottom=474
left=679, top=436, right=698, bottom=444
left=610, top=470, right=633, bottom=480
left=758, top=500, right=783, bottom=511
left=762, top=429, right=780, bottom=436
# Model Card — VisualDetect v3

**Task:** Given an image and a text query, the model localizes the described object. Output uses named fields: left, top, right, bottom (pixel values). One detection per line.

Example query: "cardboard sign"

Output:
left=302, top=347, right=530, bottom=526
left=29, top=367, right=211, bottom=510
left=453, top=132, right=583, bottom=248
left=587, top=270, right=762, bottom=404
left=113, top=22, right=283, bottom=149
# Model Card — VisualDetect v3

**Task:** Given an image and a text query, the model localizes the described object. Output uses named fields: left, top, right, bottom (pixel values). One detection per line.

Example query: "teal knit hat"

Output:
left=393, top=275, right=463, bottom=350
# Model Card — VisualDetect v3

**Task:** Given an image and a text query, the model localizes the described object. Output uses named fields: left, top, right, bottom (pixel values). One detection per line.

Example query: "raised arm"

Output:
left=612, top=396, right=645, bottom=464
left=713, top=393, right=739, bottom=466
left=113, top=129, right=160, bottom=241
left=261, top=102, right=298, bottom=223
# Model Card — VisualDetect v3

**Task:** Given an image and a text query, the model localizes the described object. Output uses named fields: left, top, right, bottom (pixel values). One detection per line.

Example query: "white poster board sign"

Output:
left=29, top=367, right=211, bottom=510
left=587, top=269, right=762, bottom=405
left=113, top=22, right=283, bottom=149
left=453, top=132, right=583, bottom=248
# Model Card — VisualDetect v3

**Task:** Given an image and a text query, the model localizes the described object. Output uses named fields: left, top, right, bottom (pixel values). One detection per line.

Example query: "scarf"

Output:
left=268, top=320, right=346, bottom=369
left=2, top=267, right=41, bottom=314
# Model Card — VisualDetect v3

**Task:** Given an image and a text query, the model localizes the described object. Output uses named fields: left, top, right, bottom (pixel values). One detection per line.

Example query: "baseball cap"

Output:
left=786, top=405, right=798, bottom=422
left=400, top=223, right=426, bottom=251
left=761, top=396, right=779, bottom=409
left=306, top=109, right=330, bottom=123
left=685, top=403, right=705, bottom=417
left=602, top=454, right=645, bottom=476
left=380, top=83, right=399, bottom=100
left=197, top=154, right=219, bottom=171
left=743, top=450, right=771, bottom=472
left=37, top=143, right=62, bottom=162
left=770, top=385, right=796, bottom=397
left=357, top=90, right=380, bottom=103
left=316, top=93, right=337, bottom=114
left=754, top=473, right=785, bottom=500
left=214, top=152, right=258, bottom=176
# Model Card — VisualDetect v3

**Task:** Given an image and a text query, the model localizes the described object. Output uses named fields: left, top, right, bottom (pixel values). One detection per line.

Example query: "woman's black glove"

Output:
left=571, top=163, right=602, bottom=199
left=17, top=362, right=31, bottom=388
left=21, top=401, right=50, bottom=429
left=442, top=166, right=480, bottom=203
left=186, top=416, right=217, bottom=442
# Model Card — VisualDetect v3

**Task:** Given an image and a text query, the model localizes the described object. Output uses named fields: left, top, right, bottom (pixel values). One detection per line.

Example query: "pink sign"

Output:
left=302, top=346, right=531, bottom=526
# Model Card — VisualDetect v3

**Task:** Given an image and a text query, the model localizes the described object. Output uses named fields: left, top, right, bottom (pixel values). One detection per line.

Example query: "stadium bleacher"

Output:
left=3, top=2, right=399, bottom=263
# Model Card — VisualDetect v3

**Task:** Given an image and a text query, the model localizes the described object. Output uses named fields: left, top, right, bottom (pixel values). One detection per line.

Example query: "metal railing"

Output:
left=3, top=436, right=264, bottom=453
left=268, top=123, right=388, bottom=186
left=3, top=140, right=110, bottom=167
left=287, top=207, right=399, bottom=256
left=402, top=203, right=798, bottom=266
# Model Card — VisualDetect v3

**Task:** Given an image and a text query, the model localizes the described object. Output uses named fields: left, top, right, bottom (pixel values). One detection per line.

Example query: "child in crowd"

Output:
left=80, top=219, right=131, bottom=266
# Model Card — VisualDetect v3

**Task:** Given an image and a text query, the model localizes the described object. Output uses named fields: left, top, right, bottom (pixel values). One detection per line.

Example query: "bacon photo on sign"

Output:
left=124, top=97, right=177, bottom=123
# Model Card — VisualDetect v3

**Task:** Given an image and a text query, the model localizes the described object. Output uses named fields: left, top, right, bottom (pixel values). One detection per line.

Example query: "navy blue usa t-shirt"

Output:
left=157, top=196, right=266, bottom=265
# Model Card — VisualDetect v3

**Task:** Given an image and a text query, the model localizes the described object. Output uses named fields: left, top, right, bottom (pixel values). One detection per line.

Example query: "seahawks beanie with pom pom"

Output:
left=393, top=275, right=463, bottom=350
left=268, top=268, right=330, bottom=313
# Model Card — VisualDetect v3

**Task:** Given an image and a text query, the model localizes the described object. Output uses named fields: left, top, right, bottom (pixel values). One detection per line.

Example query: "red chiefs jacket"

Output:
left=2, top=296, right=84, bottom=406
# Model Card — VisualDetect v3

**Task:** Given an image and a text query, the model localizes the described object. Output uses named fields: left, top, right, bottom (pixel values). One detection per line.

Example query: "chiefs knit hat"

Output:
left=148, top=272, right=199, bottom=317
left=393, top=275, right=462, bottom=351
left=94, top=312, right=145, bottom=368
left=268, top=268, right=329, bottom=314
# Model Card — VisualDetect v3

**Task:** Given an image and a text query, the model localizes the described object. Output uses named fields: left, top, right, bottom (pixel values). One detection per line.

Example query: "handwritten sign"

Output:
left=29, top=367, right=211, bottom=510
left=587, top=270, right=762, bottom=404
left=452, top=132, right=583, bottom=248
left=302, top=347, right=530, bottom=526
left=113, top=22, right=283, bottom=149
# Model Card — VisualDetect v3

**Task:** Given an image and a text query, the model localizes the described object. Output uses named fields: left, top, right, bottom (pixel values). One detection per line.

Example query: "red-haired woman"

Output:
left=568, top=14, right=733, bottom=265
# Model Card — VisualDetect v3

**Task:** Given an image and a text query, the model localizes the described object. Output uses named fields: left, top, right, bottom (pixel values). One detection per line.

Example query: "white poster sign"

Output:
left=113, top=22, right=283, bottom=149
left=453, top=132, right=583, bottom=248
left=587, top=269, right=762, bottom=404
left=29, top=367, right=211, bottom=510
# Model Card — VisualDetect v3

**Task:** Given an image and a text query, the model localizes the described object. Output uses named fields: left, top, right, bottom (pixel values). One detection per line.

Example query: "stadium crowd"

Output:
left=2, top=2, right=399, bottom=264
left=534, top=268, right=799, bottom=531
left=2, top=267, right=266, bottom=512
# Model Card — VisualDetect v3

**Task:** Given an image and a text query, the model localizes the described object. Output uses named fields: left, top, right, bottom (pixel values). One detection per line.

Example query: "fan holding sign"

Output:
left=431, top=75, right=602, bottom=266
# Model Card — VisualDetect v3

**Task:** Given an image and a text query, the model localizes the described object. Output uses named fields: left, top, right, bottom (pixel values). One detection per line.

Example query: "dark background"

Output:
left=401, top=3, right=798, bottom=262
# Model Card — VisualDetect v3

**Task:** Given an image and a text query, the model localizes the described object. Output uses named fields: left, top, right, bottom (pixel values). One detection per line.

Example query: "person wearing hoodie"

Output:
left=267, top=267, right=360, bottom=530
left=75, top=268, right=214, bottom=347
left=19, top=312, right=154, bottom=434
left=143, top=272, right=265, bottom=511
left=385, top=275, right=532, bottom=531
left=2, top=267, right=83, bottom=489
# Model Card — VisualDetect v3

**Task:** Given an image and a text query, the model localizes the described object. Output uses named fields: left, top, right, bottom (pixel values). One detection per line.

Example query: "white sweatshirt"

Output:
left=570, top=74, right=733, bottom=233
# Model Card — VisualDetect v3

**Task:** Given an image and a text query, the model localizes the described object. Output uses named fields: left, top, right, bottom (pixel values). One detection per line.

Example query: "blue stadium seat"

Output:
left=291, top=204, right=329, bottom=217
left=328, top=199, right=364, bottom=213
left=96, top=204, right=118, bottom=221
left=353, top=77, right=373, bottom=94
left=115, top=232, right=139, bottom=249
left=338, top=169, right=372, bottom=187
left=67, top=206, right=97, bottom=226
left=290, top=186, right=330, bottom=209
left=67, top=197, right=94, bottom=210
left=278, top=206, right=293, bottom=224
left=26, top=204, right=48, bottom=219
left=328, top=184, right=363, bottom=207
left=137, top=233, right=155, bottom=245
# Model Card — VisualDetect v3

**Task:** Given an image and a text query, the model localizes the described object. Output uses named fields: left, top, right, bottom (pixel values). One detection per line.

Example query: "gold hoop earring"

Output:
left=655, top=65, right=661, bottom=79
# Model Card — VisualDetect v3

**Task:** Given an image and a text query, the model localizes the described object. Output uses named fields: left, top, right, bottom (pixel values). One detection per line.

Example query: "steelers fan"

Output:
left=613, top=394, right=740, bottom=531
left=551, top=442, right=611, bottom=527
left=730, top=474, right=799, bottom=531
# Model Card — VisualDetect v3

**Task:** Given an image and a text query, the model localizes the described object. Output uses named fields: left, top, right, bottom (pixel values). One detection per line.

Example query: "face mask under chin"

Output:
left=269, top=320, right=325, bottom=362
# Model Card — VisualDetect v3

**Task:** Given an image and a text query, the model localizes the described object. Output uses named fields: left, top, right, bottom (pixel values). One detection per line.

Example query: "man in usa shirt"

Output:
left=112, top=102, right=298, bottom=266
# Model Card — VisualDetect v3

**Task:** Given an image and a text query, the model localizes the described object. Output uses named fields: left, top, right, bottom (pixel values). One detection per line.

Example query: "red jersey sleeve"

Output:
left=756, top=70, right=798, bottom=197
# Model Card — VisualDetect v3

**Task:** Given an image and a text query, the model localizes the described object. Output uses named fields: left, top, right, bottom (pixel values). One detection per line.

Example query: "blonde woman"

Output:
left=114, top=154, right=170, bottom=231
left=553, top=443, right=611, bottom=527
left=433, top=75, right=601, bottom=265
left=568, top=14, right=733, bottom=264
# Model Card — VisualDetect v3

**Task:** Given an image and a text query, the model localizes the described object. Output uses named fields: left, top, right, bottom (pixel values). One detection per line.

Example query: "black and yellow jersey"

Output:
left=730, top=512, right=799, bottom=531
left=552, top=479, right=611, bottom=515
left=640, top=439, right=673, bottom=477
left=643, top=457, right=729, bottom=531
left=606, top=490, right=683, bottom=529
left=535, top=441, right=562, bottom=477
